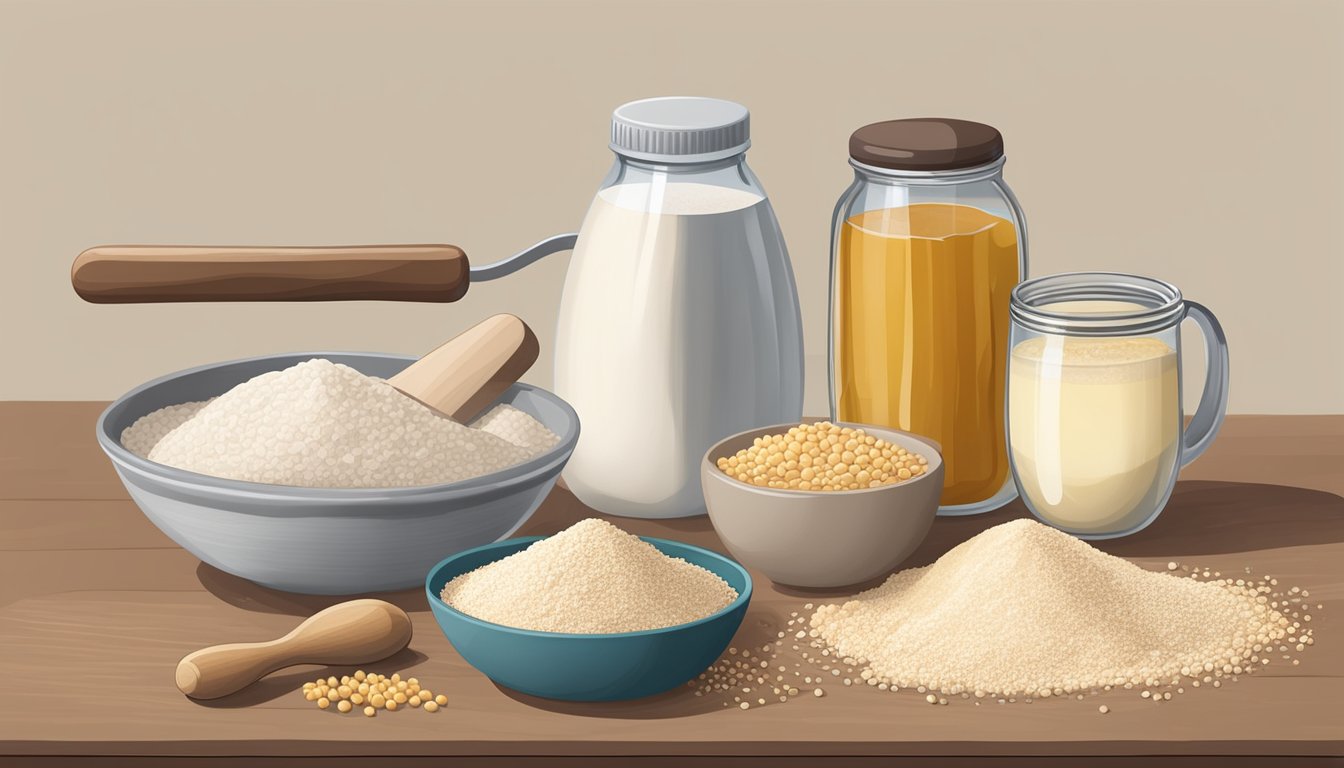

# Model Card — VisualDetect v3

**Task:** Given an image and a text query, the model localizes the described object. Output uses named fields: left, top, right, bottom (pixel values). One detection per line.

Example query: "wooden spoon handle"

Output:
left=71, top=245, right=469, bottom=303
left=390, top=313, right=539, bottom=422
left=175, top=599, right=413, bottom=700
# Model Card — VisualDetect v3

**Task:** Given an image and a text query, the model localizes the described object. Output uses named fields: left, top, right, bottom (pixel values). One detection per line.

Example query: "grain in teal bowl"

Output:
left=425, top=536, right=751, bottom=701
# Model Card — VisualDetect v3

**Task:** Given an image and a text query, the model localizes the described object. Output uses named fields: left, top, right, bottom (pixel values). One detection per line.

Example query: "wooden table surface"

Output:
left=1, top=404, right=1341, bottom=767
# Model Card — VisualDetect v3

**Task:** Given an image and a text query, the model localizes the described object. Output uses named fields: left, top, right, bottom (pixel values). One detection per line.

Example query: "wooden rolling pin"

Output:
left=176, top=599, right=413, bottom=700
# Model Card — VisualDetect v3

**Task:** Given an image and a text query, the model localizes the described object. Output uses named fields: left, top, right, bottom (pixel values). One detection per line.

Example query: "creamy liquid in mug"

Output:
left=554, top=182, right=803, bottom=518
left=1009, top=313, right=1179, bottom=533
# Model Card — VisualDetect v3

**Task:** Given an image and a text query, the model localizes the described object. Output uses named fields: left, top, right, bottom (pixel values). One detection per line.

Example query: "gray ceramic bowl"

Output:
left=701, top=421, right=944, bottom=588
left=97, top=352, right=579, bottom=595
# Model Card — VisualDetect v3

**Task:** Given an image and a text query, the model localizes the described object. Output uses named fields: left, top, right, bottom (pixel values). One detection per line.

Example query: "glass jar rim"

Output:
left=1010, top=272, right=1186, bottom=336
left=849, top=155, right=1005, bottom=184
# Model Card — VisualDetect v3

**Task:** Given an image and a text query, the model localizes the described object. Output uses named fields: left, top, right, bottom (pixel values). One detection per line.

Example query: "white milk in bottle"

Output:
left=554, top=98, right=804, bottom=518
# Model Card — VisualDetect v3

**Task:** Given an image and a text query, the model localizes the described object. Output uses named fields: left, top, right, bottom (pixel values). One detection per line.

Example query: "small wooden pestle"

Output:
left=176, top=599, right=413, bottom=700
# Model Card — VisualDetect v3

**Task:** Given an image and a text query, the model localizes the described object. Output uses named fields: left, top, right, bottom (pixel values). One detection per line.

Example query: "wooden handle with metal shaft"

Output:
left=175, top=599, right=413, bottom=700
left=71, top=244, right=470, bottom=303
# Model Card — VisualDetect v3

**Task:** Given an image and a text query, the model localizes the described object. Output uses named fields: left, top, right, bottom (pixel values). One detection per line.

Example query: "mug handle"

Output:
left=1180, top=300, right=1230, bottom=466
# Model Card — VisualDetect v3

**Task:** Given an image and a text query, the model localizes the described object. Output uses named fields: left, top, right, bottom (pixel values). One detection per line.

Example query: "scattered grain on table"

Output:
left=804, top=519, right=1316, bottom=703
left=302, top=671, right=441, bottom=716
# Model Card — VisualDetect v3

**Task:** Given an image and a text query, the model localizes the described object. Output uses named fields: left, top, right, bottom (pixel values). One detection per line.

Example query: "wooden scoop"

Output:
left=391, top=313, right=538, bottom=422
left=176, top=599, right=413, bottom=700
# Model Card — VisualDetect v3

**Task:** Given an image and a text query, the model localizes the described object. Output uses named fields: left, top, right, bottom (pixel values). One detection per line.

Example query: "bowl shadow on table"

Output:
left=492, top=595, right=798, bottom=720
left=191, top=646, right=431, bottom=709
left=493, top=681, right=726, bottom=719
left=195, top=562, right=429, bottom=617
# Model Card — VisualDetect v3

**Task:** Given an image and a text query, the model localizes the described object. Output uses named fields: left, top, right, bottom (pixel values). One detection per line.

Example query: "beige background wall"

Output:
left=1, top=0, right=1340, bottom=413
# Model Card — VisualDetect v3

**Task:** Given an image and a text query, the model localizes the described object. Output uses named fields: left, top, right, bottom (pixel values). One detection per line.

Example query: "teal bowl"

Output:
left=425, top=535, right=752, bottom=701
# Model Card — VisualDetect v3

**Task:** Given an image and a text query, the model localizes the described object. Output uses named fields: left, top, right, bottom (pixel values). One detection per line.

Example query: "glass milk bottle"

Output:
left=555, top=97, right=804, bottom=518
left=829, top=118, right=1027, bottom=515
left=1007, top=272, right=1230, bottom=539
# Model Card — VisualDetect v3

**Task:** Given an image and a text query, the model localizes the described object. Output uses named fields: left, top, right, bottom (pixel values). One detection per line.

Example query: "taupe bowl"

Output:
left=701, top=421, right=944, bottom=589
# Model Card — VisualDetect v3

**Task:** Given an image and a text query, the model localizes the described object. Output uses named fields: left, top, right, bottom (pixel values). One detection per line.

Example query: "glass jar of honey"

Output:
left=828, top=118, right=1027, bottom=515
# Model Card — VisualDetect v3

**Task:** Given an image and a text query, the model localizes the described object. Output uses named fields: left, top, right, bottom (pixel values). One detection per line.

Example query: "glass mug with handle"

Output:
left=1006, top=272, right=1229, bottom=539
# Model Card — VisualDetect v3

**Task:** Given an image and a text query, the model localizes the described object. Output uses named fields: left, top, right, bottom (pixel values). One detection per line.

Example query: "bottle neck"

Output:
left=616, top=152, right=748, bottom=175
left=604, top=152, right=764, bottom=198
left=851, top=156, right=1006, bottom=186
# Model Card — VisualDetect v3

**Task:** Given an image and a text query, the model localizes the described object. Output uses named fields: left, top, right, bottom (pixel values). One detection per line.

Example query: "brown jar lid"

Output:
left=849, top=118, right=1003, bottom=171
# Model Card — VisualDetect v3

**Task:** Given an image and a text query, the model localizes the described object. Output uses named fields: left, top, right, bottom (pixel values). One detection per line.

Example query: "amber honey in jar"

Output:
left=828, top=119, right=1027, bottom=515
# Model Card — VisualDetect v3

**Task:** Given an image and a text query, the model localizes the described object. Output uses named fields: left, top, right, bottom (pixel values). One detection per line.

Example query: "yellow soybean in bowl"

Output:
left=715, top=421, right=929, bottom=492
